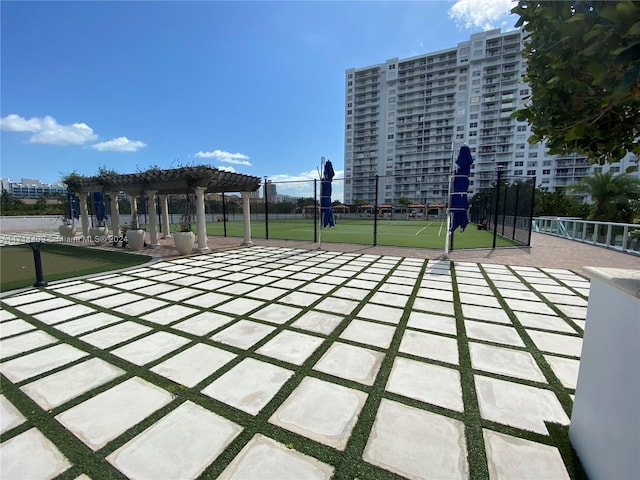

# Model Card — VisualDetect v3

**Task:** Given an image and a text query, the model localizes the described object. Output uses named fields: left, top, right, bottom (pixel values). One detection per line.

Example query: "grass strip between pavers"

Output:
left=0, top=246, right=587, bottom=479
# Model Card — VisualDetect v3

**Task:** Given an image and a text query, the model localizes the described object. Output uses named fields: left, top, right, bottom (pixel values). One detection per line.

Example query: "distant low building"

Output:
left=1, top=177, right=67, bottom=200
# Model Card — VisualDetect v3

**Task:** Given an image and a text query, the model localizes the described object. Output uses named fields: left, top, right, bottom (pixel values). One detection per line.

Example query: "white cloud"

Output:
left=0, top=113, right=97, bottom=145
left=194, top=149, right=252, bottom=166
left=217, top=165, right=237, bottom=173
left=448, top=0, right=515, bottom=30
left=267, top=168, right=345, bottom=202
left=91, top=136, right=147, bottom=152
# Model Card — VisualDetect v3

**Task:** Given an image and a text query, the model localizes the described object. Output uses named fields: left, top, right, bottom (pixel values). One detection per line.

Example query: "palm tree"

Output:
left=567, top=171, right=640, bottom=222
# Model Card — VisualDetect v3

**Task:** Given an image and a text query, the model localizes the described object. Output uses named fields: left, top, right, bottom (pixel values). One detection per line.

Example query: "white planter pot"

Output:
left=173, top=231, right=195, bottom=255
left=127, top=229, right=146, bottom=251
left=89, top=226, right=109, bottom=245
left=58, top=224, right=77, bottom=240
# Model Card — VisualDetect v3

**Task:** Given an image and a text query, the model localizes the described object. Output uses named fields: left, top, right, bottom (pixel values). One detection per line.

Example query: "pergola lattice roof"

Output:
left=64, top=165, right=261, bottom=195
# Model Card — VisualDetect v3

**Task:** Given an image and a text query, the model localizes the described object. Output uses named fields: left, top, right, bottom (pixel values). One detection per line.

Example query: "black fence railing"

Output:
left=102, top=171, right=534, bottom=250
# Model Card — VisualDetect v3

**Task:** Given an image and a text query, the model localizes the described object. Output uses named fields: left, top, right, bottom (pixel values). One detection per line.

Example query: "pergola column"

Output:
left=128, top=192, right=138, bottom=227
left=194, top=186, right=209, bottom=252
left=79, top=193, right=90, bottom=238
left=159, top=194, right=171, bottom=238
left=241, top=191, right=253, bottom=246
left=109, top=192, right=120, bottom=239
left=146, top=190, right=160, bottom=247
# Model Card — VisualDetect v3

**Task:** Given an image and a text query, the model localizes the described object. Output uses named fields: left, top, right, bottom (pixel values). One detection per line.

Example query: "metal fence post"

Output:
left=527, top=177, right=536, bottom=246
left=313, top=179, right=318, bottom=243
left=222, top=193, right=227, bottom=237
left=492, top=167, right=503, bottom=249
left=373, top=175, right=379, bottom=246
left=512, top=183, right=520, bottom=240
left=264, top=177, right=269, bottom=240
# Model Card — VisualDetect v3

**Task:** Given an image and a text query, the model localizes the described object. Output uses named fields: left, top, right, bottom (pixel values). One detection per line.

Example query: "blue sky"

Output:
left=1, top=0, right=518, bottom=199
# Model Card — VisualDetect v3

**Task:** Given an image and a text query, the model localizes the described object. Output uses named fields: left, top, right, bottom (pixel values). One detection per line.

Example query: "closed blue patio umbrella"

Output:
left=449, top=146, right=473, bottom=233
left=92, top=192, right=108, bottom=225
left=321, top=160, right=335, bottom=228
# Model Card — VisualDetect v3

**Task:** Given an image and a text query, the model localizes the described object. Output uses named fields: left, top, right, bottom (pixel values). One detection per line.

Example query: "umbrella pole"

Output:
left=318, top=157, right=324, bottom=250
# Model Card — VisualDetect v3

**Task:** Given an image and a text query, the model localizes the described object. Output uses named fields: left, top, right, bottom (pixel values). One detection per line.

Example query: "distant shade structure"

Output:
left=449, top=146, right=473, bottom=233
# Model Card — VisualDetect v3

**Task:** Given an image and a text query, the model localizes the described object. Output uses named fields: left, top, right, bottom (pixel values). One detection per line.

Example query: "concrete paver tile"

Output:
left=461, top=305, right=511, bottom=324
left=21, top=358, right=125, bottom=410
left=0, top=318, right=36, bottom=338
left=107, top=401, right=242, bottom=480
left=1, top=343, right=88, bottom=382
left=211, top=320, right=276, bottom=349
left=111, top=331, right=190, bottom=366
left=357, top=303, right=405, bottom=325
left=502, top=298, right=556, bottom=315
left=250, top=304, right=302, bottom=325
left=513, top=311, right=575, bottom=334
left=340, top=319, right=396, bottom=349
left=412, top=297, right=455, bottom=316
left=139, top=304, right=200, bottom=326
left=54, top=312, right=124, bottom=336
left=469, top=342, right=546, bottom=382
left=218, top=434, right=334, bottom=480
left=543, top=355, right=580, bottom=390
left=527, top=330, right=583, bottom=357
left=332, top=287, right=369, bottom=301
left=0, top=394, right=26, bottom=434
left=399, top=329, right=459, bottom=365
left=407, top=311, right=457, bottom=335
left=91, top=292, right=144, bottom=309
left=291, top=311, right=344, bottom=336
left=269, top=377, right=366, bottom=450
left=465, top=321, right=525, bottom=348
left=114, top=298, right=169, bottom=317
left=80, top=322, right=151, bottom=349
left=475, top=375, right=569, bottom=434
left=0, top=428, right=71, bottom=479
left=33, top=305, right=96, bottom=325
left=202, top=358, right=293, bottom=415
left=185, top=292, right=233, bottom=308
left=55, top=377, right=173, bottom=451
left=363, top=399, right=468, bottom=479
left=15, top=297, right=76, bottom=315
left=415, top=287, right=454, bottom=302
left=484, top=429, right=570, bottom=480
left=387, top=357, right=463, bottom=411
left=0, top=330, right=58, bottom=359
left=151, top=343, right=236, bottom=387
left=315, top=297, right=360, bottom=315
left=215, top=298, right=265, bottom=316
left=1, top=291, right=55, bottom=307
left=172, top=311, right=233, bottom=336
left=256, top=330, right=324, bottom=365
left=313, top=342, right=384, bottom=386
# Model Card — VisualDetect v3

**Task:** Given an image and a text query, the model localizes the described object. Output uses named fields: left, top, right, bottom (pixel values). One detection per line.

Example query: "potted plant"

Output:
left=126, top=209, right=146, bottom=251
left=173, top=193, right=195, bottom=255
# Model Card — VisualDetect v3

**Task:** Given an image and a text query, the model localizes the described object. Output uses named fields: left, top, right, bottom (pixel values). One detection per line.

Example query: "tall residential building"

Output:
left=343, top=28, right=638, bottom=206
left=1, top=177, right=67, bottom=200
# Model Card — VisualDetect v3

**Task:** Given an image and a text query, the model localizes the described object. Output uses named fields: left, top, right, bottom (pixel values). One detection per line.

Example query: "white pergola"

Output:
left=64, top=166, right=262, bottom=252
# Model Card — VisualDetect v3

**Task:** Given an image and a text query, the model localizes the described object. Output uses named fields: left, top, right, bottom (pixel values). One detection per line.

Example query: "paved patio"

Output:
left=0, top=231, right=607, bottom=479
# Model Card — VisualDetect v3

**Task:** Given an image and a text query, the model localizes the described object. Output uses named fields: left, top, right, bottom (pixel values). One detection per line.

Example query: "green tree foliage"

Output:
left=567, top=171, right=640, bottom=221
left=534, top=189, right=590, bottom=218
left=512, top=1, right=640, bottom=165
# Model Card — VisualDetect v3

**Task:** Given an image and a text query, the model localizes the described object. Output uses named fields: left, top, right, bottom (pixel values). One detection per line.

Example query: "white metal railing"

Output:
left=532, top=217, right=640, bottom=255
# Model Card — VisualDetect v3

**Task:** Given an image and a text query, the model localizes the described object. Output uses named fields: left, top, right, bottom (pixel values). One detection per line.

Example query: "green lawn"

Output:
left=191, top=218, right=519, bottom=249
left=0, top=243, right=152, bottom=292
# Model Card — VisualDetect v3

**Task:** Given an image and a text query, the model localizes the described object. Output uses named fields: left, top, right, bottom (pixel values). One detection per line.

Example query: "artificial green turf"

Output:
left=195, top=218, right=520, bottom=249
left=0, top=248, right=587, bottom=479
left=0, top=243, right=152, bottom=292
